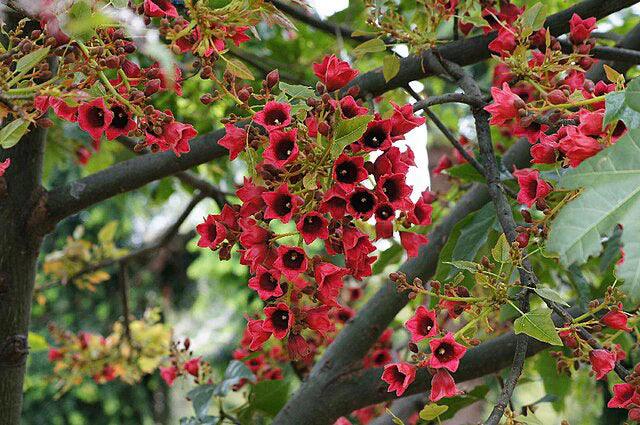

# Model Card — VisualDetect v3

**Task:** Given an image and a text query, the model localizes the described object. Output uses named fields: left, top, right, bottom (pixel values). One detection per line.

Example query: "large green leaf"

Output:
left=546, top=129, right=640, bottom=301
left=0, top=119, right=30, bottom=149
left=214, top=360, right=256, bottom=396
left=513, top=307, right=562, bottom=346
left=330, top=114, right=373, bottom=157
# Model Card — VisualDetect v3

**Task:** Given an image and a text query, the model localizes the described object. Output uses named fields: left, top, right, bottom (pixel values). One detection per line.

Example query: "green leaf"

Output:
left=546, top=130, right=640, bottom=301
left=302, top=173, right=317, bottom=190
left=439, top=385, right=489, bottom=420
left=0, top=119, right=30, bottom=149
left=28, top=332, right=48, bottom=352
left=520, top=3, right=546, bottom=33
left=533, top=287, right=569, bottom=307
left=535, top=352, right=570, bottom=411
left=444, top=163, right=485, bottom=182
left=279, top=82, right=315, bottom=100
left=382, top=55, right=400, bottom=82
left=214, top=360, right=256, bottom=396
left=250, top=379, right=290, bottom=416
left=98, top=220, right=118, bottom=244
left=331, top=114, right=373, bottom=157
left=491, top=234, right=510, bottom=263
left=187, top=385, right=215, bottom=420
left=15, top=46, right=50, bottom=75
left=443, top=260, right=479, bottom=272
left=603, top=92, right=640, bottom=129
left=225, top=58, right=254, bottom=80
left=353, top=38, right=386, bottom=57
left=513, top=307, right=562, bottom=346
left=419, top=404, right=449, bottom=421
left=625, top=78, right=640, bottom=112
left=514, top=414, right=545, bottom=425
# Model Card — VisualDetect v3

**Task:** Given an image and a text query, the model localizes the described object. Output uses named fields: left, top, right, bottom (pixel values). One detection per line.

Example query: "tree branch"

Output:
left=587, top=23, right=640, bottom=81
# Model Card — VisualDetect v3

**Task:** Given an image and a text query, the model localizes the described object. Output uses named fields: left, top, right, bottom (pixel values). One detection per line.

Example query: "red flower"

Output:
left=390, top=102, right=425, bottom=139
left=0, top=158, right=10, bottom=177
left=433, top=155, right=452, bottom=175
left=430, top=369, right=461, bottom=402
left=408, top=197, right=433, bottom=226
left=144, top=0, right=178, bottom=18
left=381, top=362, right=416, bottom=397
left=78, top=98, right=114, bottom=141
left=427, top=332, right=467, bottom=372
left=163, top=121, right=197, bottom=155
left=601, top=308, right=631, bottom=332
left=484, top=82, right=525, bottom=126
left=254, top=101, right=292, bottom=132
left=558, top=127, right=601, bottom=167
left=51, top=98, right=78, bottom=122
left=374, top=146, right=415, bottom=178
left=274, top=245, right=308, bottom=280
left=347, top=187, right=377, bottom=219
left=184, top=357, right=201, bottom=377
left=229, top=26, right=251, bottom=47
left=488, top=26, right=517, bottom=57
left=376, top=173, right=412, bottom=210
left=359, top=119, right=393, bottom=151
left=245, top=318, right=272, bottom=351
left=196, top=215, right=227, bottom=250
left=160, top=366, right=178, bottom=386
left=262, top=184, right=303, bottom=223
left=578, top=108, right=605, bottom=137
left=630, top=409, right=640, bottom=422
left=320, top=185, right=349, bottom=219
left=374, top=202, right=395, bottom=239
left=105, top=104, right=136, bottom=140
left=607, top=383, right=640, bottom=409
left=335, top=96, right=369, bottom=119
left=531, top=135, right=559, bottom=164
left=367, top=349, right=392, bottom=368
left=569, top=13, right=597, bottom=44
left=312, top=55, right=359, bottom=92
left=47, top=348, right=63, bottom=362
left=263, top=128, right=299, bottom=168
left=239, top=218, right=274, bottom=272
left=303, top=306, right=335, bottom=336
left=237, top=177, right=265, bottom=218
left=513, top=168, right=552, bottom=208
left=400, top=231, right=429, bottom=258
left=263, top=302, right=294, bottom=339
left=315, top=262, right=348, bottom=306
left=589, top=348, right=616, bottom=380
left=333, top=154, right=368, bottom=186
left=287, top=334, right=312, bottom=360
left=405, top=306, right=438, bottom=342
left=248, top=266, right=283, bottom=300
left=296, top=212, right=329, bottom=244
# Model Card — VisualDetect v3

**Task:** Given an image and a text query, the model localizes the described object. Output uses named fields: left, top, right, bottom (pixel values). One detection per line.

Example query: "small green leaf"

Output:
left=353, top=38, right=386, bottom=57
left=226, top=58, right=254, bottom=80
left=603, top=65, right=623, bottom=84
left=98, top=220, right=118, bottom=244
left=625, top=78, right=640, bottom=112
left=214, top=360, right=256, bottom=397
left=443, top=260, right=479, bottom=272
left=187, top=385, right=215, bottom=420
left=382, top=55, right=400, bottom=82
left=514, top=307, right=562, bottom=346
left=491, top=234, right=510, bottom=263
left=0, top=119, right=30, bottom=149
left=385, top=408, right=405, bottom=425
left=28, top=332, right=48, bottom=352
left=419, top=404, right=449, bottom=421
left=331, top=114, right=373, bottom=157
left=533, top=287, right=569, bottom=307
left=15, top=46, right=51, bottom=75
left=279, top=82, right=315, bottom=100
left=303, top=173, right=317, bottom=190
left=520, top=3, right=546, bottom=32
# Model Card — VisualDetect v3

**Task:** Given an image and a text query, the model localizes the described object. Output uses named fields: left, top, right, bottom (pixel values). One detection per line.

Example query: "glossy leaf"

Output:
left=513, top=308, right=562, bottom=346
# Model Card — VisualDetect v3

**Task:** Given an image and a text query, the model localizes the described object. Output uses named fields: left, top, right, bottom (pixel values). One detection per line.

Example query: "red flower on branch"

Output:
left=589, top=348, right=616, bottom=380
left=263, top=302, right=294, bottom=339
left=381, top=362, right=416, bottom=397
left=254, top=101, right=292, bottom=132
left=248, top=266, right=284, bottom=300
left=312, top=55, right=359, bottom=92
left=78, top=98, right=114, bottom=141
left=513, top=168, right=553, bottom=208
left=430, top=369, right=461, bottom=402
left=405, top=306, right=438, bottom=342
left=262, top=184, right=303, bottom=223
left=427, top=332, right=467, bottom=372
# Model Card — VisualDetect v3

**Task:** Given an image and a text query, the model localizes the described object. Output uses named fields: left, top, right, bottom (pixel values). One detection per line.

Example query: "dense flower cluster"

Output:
left=196, top=54, right=430, bottom=366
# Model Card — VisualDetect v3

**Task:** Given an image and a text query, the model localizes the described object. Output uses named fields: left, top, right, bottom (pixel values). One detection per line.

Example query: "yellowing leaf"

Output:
left=225, top=58, right=254, bottom=80
left=382, top=55, right=400, bottom=82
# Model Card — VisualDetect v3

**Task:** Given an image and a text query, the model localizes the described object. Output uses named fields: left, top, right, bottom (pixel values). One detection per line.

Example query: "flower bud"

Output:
left=547, top=89, right=567, bottom=105
left=318, top=121, right=330, bottom=136
left=266, top=69, right=280, bottom=88
left=237, top=88, right=251, bottom=102
left=516, top=232, right=530, bottom=248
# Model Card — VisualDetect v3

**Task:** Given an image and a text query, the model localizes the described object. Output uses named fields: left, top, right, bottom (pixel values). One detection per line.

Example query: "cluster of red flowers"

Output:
left=159, top=339, right=212, bottom=386
left=196, top=54, right=431, bottom=368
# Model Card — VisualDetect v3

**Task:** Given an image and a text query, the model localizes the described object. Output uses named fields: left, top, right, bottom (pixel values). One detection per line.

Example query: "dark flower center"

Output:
left=526, top=179, right=538, bottom=197
left=283, top=249, right=304, bottom=269
left=110, top=105, right=129, bottom=129
left=207, top=224, right=218, bottom=242
left=363, top=126, right=387, bottom=149
left=373, top=352, right=389, bottom=365
left=273, top=194, right=293, bottom=217
left=336, top=160, right=358, bottom=184
left=302, top=215, right=323, bottom=234
left=382, top=179, right=400, bottom=202
left=337, top=309, right=352, bottom=322
left=342, top=104, right=359, bottom=119
left=376, top=204, right=394, bottom=221
left=349, top=190, right=375, bottom=214
left=275, top=139, right=295, bottom=160
left=272, top=309, right=290, bottom=330
left=392, top=368, right=406, bottom=383
left=259, top=272, right=278, bottom=291
left=265, top=108, right=287, bottom=126
left=435, top=342, right=454, bottom=362
left=87, top=106, right=105, bottom=128
left=419, top=317, right=434, bottom=335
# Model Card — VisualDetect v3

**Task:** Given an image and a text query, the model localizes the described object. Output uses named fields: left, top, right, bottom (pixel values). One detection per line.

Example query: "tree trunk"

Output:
left=0, top=127, right=46, bottom=424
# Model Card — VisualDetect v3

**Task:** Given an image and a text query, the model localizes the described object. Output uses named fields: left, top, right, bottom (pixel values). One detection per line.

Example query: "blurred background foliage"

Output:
left=22, top=0, right=639, bottom=424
